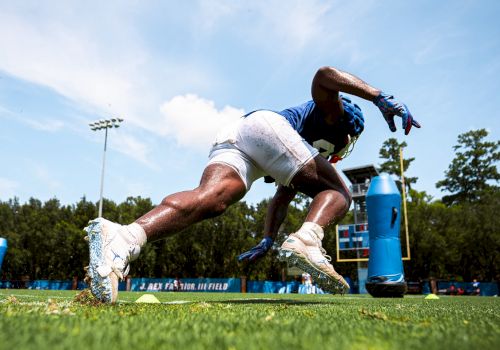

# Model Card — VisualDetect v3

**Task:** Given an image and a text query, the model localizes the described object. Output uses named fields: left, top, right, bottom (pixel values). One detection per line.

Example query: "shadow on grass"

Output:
left=212, top=298, right=341, bottom=306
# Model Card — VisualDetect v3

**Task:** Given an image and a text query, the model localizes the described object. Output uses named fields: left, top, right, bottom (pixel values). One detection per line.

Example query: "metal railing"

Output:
left=351, top=183, right=370, bottom=197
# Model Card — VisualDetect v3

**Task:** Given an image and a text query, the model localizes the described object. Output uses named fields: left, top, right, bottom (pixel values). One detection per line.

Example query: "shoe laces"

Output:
left=307, top=231, right=332, bottom=262
left=111, top=264, right=130, bottom=280
left=107, top=245, right=134, bottom=280
left=319, top=246, right=332, bottom=262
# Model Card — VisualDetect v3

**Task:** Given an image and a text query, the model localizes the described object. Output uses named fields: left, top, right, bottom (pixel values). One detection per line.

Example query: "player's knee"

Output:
left=327, top=188, right=351, bottom=216
left=160, top=196, right=189, bottom=215
left=198, top=189, right=231, bottom=218
left=202, top=198, right=229, bottom=219
left=159, top=191, right=229, bottom=219
left=208, top=200, right=229, bottom=218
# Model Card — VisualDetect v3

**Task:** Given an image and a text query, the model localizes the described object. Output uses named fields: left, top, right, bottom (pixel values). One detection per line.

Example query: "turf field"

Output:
left=0, top=289, right=499, bottom=350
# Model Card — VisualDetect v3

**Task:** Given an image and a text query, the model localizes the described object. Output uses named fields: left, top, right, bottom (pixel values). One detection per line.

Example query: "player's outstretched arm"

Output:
left=312, top=66, right=381, bottom=101
left=312, top=66, right=421, bottom=134
left=372, top=93, right=421, bottom=135
left=238, top=185, right=297, bottom=262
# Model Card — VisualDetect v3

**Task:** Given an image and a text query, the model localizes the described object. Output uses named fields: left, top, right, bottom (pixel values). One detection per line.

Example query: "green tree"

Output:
left=4, top=184, right=496, bottom=283
left=436, top=129, right=499, bottom=205
left=404, top=191, right=461, bottom=280
left=379, top=138, right=418, bottom=193
left=451, top=189, right=500, bottom=281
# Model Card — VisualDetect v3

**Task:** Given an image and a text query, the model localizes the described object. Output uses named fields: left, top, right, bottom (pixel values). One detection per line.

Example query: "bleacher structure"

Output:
left=336, top=164, right=379, bottom=262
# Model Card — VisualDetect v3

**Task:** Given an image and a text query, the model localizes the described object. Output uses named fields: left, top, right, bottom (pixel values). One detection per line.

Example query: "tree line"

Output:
left=0, top=129, right=498, bottom=282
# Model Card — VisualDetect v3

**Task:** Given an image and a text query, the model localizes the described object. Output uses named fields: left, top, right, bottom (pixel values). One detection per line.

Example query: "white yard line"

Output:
left=0, top=293, right=73, bottom=300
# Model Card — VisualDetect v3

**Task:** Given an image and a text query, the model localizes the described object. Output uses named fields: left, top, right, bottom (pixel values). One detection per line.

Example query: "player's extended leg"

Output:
left=135, top=163, right=247, bottom=241
left=84, top=163, right=246, bottom=303
left=279, top=155, right=352, bottom=294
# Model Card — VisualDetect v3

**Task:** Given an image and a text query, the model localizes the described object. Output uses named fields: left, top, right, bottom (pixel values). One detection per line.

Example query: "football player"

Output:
left=84, top=66, right=420, bottom=303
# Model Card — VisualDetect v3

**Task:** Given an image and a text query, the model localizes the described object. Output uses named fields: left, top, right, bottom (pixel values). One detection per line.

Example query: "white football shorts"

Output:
left=207, top=110, right=319, bottom=190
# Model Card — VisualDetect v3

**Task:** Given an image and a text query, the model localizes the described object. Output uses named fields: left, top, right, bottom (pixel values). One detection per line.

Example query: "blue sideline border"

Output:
left=0, top=278, right=498, bottom=296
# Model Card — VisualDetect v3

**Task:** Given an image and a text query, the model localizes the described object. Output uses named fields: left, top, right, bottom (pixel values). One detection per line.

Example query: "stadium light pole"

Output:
left=88, top=118, right=124, bottom=217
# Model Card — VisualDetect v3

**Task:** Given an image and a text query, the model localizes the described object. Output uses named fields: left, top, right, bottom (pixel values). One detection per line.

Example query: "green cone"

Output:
left=424, top=293, right=440, bottom=300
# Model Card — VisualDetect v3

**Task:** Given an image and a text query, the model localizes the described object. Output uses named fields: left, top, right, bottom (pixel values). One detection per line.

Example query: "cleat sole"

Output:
left=85, top=218, right=113, bottom=303
left=278, top=248, right=348, bottom=295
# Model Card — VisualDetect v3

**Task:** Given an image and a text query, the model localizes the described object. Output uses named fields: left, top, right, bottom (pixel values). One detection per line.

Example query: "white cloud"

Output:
left=256, top=1, right=332, bottom=51
left=191, top=0, right=379, bottom=65
left=0, top=177, right=19, bottom=199
left=24, top=118, right=64, bottom=132
left=0, top=104, right=64, bottom=132
left=194, top=0, right=334, bottom=52
left=0, top=0, right=374, bottom=157
left=0, top=3, right=223, bottom=160
left=111, top=132, right=158, bottom=169
left=160, top=94, right=244, bottom=151
left=0, top=14, right=132, bottom=106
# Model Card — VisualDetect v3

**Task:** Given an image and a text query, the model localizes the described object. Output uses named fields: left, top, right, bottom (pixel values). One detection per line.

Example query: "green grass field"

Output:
left=1, top=289, right=499, bottom=350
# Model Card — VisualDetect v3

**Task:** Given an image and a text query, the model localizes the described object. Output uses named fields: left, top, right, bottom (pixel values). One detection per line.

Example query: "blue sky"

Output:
left=0, top=0, right=499, bottom=207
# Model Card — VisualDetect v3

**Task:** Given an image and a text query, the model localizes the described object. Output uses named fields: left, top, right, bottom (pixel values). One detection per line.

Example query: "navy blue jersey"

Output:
left=245, top=97, right=364, bottom=157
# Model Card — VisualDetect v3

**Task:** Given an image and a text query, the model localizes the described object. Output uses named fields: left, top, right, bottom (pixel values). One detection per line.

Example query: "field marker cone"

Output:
left=424, top=293, right=440, bottom=300
left=135, top=294, right=161, bottom=303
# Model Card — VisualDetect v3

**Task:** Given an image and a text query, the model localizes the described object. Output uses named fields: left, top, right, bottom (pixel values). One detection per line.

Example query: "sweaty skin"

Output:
left=137, top=66, right=381, bottom=241
left=136, top=164, right=246, bottom=240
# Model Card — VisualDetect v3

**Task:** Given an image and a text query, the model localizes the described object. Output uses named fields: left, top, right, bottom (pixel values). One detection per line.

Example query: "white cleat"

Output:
left=279, top=228, right=350, bottom=295
left=84, top=218, right=140, bottom=303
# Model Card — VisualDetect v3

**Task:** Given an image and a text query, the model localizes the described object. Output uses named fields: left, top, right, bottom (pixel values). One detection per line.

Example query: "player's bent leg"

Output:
left=291, top=155, right=352, bottom=223
left=279, top=155, right=351, bottom=294
left=84, top=219, right=146, bottom=303
left=279, top=222, right=350, bottom=294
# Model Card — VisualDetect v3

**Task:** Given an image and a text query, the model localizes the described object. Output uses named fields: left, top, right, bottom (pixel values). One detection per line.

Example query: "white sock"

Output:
left=297, top=222, right=324, bottom=241
left=126, top=223, right=147, bottom=248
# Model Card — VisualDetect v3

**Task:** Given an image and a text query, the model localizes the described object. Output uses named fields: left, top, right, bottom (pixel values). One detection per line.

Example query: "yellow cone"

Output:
left=424, top=293, right=440, bottom=300
left=135, top=294, right=161, bottom=304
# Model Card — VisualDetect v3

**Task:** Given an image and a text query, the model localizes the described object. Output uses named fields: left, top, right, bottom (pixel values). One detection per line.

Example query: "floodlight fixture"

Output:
left=88, top=117, right=125, bottom=217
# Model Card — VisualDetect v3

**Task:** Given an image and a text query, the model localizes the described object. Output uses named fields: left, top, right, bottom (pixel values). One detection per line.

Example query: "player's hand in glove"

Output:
left=373, top=93, right=421, bottom=135
left=237, top=237, right=274, bottom=262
